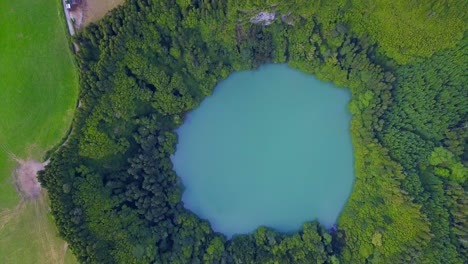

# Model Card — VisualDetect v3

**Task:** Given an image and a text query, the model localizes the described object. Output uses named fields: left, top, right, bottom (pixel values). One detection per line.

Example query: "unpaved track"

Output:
left=0, top=203, right=25, bottom=231
left=62, top=0, right=75, bottom=35
left=0, top=156, right=69, bottom=264
left=0, top=196, right=69, bottom=264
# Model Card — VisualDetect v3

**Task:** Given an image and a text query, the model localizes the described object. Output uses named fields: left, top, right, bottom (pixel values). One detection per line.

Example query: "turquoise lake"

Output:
left=171, top=64, right=354, bottom=238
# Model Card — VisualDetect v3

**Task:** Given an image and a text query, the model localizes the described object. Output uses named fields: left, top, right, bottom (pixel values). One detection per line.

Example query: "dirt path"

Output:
left=62, top=0, right=76, bottom=35
left=0, top=196, right=69, bottom=264
left=0, top=202, right=25, bottom=231
left=0, top=156, right=70, bottom=264
left=34, top=199, right=63, bottom=264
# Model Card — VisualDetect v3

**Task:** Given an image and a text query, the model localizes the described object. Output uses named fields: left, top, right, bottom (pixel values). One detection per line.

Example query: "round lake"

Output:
left=171, top=64, right=354, bottom=238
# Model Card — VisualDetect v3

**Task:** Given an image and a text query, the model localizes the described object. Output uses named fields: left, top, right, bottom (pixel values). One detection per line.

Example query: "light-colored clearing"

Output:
left=14, top=159, right=47, bottom=200
left=83, top=0, right=125, bottom=26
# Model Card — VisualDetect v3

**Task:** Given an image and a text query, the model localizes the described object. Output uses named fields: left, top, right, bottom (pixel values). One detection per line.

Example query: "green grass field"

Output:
left=0, top=0, right=78, bottom=262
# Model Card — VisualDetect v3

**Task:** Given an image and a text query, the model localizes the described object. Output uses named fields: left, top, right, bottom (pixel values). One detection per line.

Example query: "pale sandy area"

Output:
left=83, top=0, right=125, bottom=26
left=14, top=159, right=47, bottom=200
left=65, top=0, right=124, bottom=32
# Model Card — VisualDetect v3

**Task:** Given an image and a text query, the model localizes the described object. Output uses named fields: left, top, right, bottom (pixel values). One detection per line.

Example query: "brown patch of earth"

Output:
left=65, top=0, right=123, bottom=32
left=67, top=1, right=84, bottom=30
left=82, top=0, right=124, bottom=26
left=14, top=159, right=48, bottom=200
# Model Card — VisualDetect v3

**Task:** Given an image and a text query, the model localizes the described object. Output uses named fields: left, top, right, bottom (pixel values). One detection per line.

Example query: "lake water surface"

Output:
left=171, top=64, right=354, bottom=237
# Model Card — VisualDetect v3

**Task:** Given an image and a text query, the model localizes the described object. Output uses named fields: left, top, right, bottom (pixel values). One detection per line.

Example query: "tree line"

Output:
left=39, top=0, right=466, bottom=263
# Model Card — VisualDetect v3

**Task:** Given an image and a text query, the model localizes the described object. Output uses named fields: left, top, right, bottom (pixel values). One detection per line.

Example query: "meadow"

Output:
left=0, top=0, right=78, bottom=262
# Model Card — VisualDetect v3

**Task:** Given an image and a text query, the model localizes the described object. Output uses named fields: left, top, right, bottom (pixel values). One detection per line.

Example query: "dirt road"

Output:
left=61, top=0, right=75, bottom=35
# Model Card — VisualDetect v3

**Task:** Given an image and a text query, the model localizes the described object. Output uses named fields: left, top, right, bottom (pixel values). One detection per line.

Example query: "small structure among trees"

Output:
left=65, top=0, right=81, bottom=10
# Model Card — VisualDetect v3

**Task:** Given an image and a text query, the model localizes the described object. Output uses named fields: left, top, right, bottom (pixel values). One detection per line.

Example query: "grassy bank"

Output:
left=0, top=0, right=78, bottom=262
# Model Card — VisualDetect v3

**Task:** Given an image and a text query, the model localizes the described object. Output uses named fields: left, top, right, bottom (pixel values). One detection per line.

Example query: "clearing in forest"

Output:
left=83, top=0, right=125, bottom=26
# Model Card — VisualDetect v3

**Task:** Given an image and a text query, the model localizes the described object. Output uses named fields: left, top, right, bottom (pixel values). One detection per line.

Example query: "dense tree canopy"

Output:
left=39, top=0, right=467, bottom=263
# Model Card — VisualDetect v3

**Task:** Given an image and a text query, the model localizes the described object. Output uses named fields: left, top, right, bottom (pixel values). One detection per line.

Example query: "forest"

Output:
left=39, top=0, right=467, bottom=263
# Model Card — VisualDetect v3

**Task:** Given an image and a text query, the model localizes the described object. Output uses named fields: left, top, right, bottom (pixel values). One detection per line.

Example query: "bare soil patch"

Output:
left=14, top=159, right=48, bottom=200
left=83, top=0, right=124, bottom=26
left=65, top=0, right=124, bottom=32
left=69, top=4, right=85, bottom=30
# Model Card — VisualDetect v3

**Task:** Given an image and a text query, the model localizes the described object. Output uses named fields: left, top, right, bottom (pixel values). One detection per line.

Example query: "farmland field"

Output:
left=0, top=0, right=78, bottom=263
